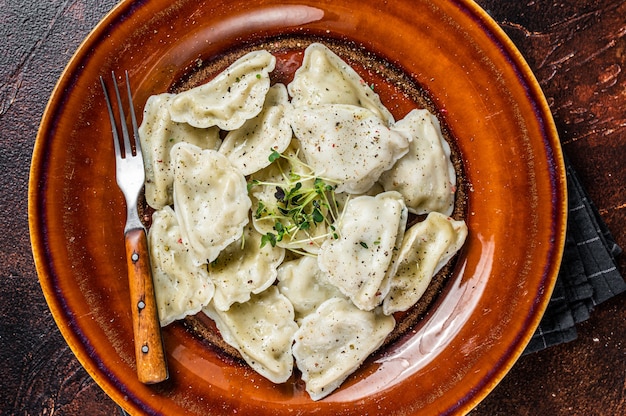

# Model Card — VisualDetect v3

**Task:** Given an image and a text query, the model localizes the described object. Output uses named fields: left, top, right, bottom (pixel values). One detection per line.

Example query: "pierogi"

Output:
left=169, top=50, right=276, bottom=130
left=317, top=191, right=408, bottom=311
left=138, top=43, right=466, bottom=400
left=219, top=83, right=293, bottom=176
left=148, top=206, right=215, bottom=326
left=171, top=142, right=251, bottom=265
left=289, top=105, right=410, bottom=194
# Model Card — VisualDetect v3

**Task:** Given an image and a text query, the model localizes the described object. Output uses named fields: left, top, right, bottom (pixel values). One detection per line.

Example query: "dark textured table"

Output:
left=1, top=1, right=624, bottom=415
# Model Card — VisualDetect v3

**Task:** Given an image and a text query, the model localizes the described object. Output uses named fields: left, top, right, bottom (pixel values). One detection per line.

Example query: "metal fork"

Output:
left=101, top=71, right=168, bottom=384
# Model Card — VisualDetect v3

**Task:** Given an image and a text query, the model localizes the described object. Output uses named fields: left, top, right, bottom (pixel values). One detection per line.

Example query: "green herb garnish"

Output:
left=268, top=149, right=281, bottom=163
left=249, top=149, right=345, bottom=251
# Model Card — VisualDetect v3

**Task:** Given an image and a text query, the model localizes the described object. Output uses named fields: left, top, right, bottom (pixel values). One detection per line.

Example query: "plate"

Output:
left=29, top=0, right=566, bottom=414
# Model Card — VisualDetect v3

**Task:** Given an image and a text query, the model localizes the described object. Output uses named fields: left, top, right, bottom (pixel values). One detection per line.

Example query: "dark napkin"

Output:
left=523, top=154, right=626, bottom=354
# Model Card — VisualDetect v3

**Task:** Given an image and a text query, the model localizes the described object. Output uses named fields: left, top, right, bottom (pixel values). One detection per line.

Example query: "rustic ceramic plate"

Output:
left=29, top=0, right=566, bottom=414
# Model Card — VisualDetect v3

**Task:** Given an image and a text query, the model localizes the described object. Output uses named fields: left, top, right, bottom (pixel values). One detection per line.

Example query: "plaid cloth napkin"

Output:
left=523, top=154, right=626, bottom=354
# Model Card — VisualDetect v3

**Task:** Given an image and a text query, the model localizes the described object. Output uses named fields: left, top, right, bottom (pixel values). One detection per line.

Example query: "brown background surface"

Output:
left=1, top=0, right=624, bottom=415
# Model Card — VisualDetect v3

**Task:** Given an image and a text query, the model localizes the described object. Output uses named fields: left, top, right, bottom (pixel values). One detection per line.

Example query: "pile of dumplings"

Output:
left=138, top=43, right=467, bottom=400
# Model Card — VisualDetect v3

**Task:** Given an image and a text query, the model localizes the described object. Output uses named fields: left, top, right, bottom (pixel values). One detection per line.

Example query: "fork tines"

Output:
left=100, top=71, right=141, bottom=160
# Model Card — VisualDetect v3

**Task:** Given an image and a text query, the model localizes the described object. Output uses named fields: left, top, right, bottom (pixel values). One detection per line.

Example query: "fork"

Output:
left=101, top=71, right=169, bottom=384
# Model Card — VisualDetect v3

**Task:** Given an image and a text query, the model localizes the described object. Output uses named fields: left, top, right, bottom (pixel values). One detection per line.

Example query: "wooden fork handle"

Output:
left=124, top=227, right=169, bottom=384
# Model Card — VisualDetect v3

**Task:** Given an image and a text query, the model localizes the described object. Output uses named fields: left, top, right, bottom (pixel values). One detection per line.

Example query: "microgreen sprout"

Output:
left=268, top=149, right=281, bottom=163
left=249, top=149, right=346, bottom=251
